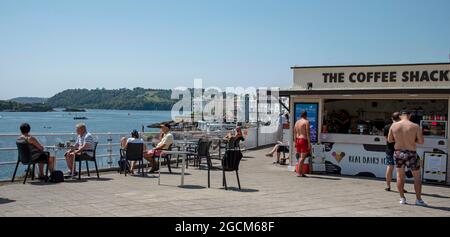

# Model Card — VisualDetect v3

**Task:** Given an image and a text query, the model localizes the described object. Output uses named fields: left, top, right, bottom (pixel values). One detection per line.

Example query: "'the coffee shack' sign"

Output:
left=292, top=63, right=450, bottom=90
left=323, top=70, right=449, bottom=84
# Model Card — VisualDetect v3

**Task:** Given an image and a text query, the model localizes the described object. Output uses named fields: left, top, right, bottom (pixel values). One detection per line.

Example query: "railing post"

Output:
left=107, top=133, right=113, bottom=168
left=256, top=89, right=259, bottom=148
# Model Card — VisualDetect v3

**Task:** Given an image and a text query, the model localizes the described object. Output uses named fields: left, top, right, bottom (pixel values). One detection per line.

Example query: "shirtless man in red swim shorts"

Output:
left=294, top=111, right=311, bottom=177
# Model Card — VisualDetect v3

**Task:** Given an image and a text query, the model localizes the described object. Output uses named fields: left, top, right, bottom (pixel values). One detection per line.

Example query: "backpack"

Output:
left=49, top=170, right=64, bottom=183
left=118, top=159, right=131, bottom=173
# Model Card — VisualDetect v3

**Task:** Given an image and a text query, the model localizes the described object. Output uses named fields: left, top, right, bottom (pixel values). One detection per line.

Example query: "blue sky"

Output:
left=0, top=0, right=449, bottom=99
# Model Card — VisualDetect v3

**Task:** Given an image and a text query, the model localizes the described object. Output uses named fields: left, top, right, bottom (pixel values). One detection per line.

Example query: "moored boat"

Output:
left=73, top=116, right=88, bottom=120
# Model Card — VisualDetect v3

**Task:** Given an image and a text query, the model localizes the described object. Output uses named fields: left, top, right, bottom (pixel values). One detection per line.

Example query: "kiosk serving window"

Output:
left=322, top=99, right=448, bottom=137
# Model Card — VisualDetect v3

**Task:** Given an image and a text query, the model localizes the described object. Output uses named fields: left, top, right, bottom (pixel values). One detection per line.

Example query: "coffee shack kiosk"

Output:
left=281, top=63, right=450, bottom=185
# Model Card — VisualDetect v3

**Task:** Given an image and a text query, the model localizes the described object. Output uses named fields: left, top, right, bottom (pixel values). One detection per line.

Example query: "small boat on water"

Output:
left=64, top=108, right=86, bottom=112
left=73, top=116, right=88, bottom=120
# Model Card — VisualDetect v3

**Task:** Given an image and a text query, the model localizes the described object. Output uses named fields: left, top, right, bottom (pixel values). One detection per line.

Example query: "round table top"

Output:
left=44, top=145, right=62, bottom=150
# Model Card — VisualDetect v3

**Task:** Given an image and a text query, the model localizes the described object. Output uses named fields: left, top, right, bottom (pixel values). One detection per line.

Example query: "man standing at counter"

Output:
left=384, top=112, right=403, bottom=192
left=294, top=111, right=311, bottom=178
left=388, top=111, right=426, bottom=206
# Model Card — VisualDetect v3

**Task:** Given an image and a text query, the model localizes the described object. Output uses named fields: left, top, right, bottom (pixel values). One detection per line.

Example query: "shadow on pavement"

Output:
left=306, top=176, right=342, bottom=181
left=29, top=181, right=59, bottom=186
left=64, top=179, right=88, bottom=183
left=420, top=205, right=450, bottom=212
left=178, top=185, right=206, bottom=189
left=391, top=191, right=449, bottom=199
left=127, top=174, right=159, bottom=179
left=0, top=197, right=16, bottom=205
left=158, top=171, right=192, bottom=176
left=421, top=193, right=450, bottom=199
left=221, top=187, right=259, bottom=193
left=87, top=177, right=114, bottom=182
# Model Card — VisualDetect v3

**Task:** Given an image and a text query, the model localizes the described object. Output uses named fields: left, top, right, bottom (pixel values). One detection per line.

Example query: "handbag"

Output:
left=49, top=170, right=64, bottom=183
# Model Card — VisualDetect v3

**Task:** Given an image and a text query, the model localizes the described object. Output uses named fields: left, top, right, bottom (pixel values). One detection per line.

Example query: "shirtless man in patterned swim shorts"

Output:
left=388, top=110, right=427, bottom=206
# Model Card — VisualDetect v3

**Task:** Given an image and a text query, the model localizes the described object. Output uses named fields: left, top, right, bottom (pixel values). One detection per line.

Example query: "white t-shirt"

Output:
left=157, top=133, right=173, bottom=150
left=127, top=137, right=144, bottom=144
left=76, top=132, right=95, bottom=156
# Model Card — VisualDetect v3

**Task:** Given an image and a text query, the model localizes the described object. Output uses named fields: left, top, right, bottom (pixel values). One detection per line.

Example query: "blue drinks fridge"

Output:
left=294, top=103, right=319, bottom=143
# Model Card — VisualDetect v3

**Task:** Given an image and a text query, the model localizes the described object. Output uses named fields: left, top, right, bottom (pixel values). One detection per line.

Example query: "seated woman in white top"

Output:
left=121, top=130, right=147, bottom=174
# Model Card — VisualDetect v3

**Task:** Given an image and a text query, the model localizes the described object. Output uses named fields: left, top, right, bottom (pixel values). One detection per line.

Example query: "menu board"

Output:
left=423, top=152, right=448, bottom=183
left=294, top=103, right=319, bottom=143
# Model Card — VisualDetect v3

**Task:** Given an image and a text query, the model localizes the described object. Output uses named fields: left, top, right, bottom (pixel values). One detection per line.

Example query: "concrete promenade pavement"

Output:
left=1, top=147, right=449, bottom=217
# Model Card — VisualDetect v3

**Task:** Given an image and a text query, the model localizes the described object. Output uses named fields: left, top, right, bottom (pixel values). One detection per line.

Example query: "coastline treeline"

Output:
left=47, top=88, right=177, bottom=111
left=0, top=100, right=53, bottom=112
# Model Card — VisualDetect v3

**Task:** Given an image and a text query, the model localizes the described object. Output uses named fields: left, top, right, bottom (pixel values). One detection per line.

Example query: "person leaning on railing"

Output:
left=120, top=129, right=147, bottom=174
left=64, top=123, right=95, bottom=176
left=17, top=123, right=55, bottom=179
left=144, top=123, right=173, bottom=173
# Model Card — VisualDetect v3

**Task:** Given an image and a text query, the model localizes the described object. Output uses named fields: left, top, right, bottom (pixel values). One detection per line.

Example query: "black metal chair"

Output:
left=120, top=143, right=144, bottom=176
left=195, top=139, right=212, bottom=167
left=194, top=139, right=213, bottom=188
left=156, top=144, right=173, bottom=173
left=221, top=149, right=243, bottom=190
left=177, top=140, right=199, bottom=168
left=75, top=142, right=99, bottom=180
left=118, top=149, right=130, bottom=174
left=12, top=140, right=50, bottom=184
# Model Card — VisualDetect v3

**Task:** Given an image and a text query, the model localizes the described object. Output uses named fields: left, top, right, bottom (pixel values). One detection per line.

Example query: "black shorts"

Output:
left=31, top=152, right=50, bottom=163
left=385, top=151, right=395, bottom=166
left=277, top=146, right=289, bottom=153
left=75, top=153, right=94, bottom=161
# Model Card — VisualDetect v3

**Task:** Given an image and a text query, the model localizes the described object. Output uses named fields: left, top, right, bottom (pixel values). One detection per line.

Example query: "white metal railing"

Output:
left=0, top=127, right=280, bottom=181
left=0, top=132, right=161, bottom=180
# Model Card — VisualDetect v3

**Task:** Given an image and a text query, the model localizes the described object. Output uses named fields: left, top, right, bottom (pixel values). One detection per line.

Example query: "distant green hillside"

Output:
left=0, top=100, right=53, bottom=112
left=47, top=88, right=177, bottom=111
left=9, top=97, right=48, bottom=104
